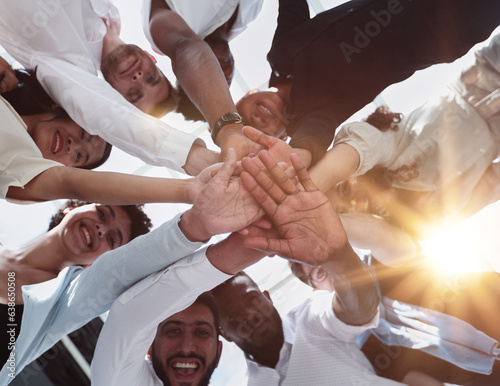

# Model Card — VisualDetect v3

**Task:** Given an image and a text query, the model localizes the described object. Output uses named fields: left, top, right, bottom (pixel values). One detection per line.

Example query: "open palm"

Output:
left=240, top=151, right=347, bottom=266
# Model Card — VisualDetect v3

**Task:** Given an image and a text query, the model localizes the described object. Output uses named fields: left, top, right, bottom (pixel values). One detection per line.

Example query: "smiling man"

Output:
left=0, top=0, right=219, bottom=174
left=148, top=293, right=222, bottom=386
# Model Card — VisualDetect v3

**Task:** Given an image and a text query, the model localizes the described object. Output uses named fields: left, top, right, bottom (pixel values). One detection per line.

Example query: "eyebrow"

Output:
left=83, top=132, right=94, bottom=165
left=163, top=320, right=215, bottom=330
left=104, top=205, right=124, bottom=246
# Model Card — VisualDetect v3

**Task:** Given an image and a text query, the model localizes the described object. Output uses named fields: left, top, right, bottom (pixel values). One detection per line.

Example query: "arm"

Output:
left=91, top=231, right=267, bottom=385
left=148, top=0, right=256, bottom=161
left=240, top=150, right=379, bottom=325
left=36, top=58, right=207, bottom=173
left=339, top=213, right=420, bottom=268
left=6, top=166, right=193, bottom=204
left=309, top=142, right=360, bottom=192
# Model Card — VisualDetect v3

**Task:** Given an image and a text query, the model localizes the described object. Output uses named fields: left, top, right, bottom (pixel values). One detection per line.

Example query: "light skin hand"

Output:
left=0, top=56, right=19, bottom=93
left=242, top=126, right=312, bottom=169
left=207, top=225, right=277, bottom=275
left=217, top=124, right=260, bottom=161
left=180, top=148, right=264, bottom=242
left=240, top=150, right=347, bottom=265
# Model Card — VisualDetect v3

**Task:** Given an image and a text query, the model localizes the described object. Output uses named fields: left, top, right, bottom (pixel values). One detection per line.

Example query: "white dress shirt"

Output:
left=0, top=0, right=201, bottom=171
left=246, top=291, right=403, bottom=386
left=142, top=0, right=263, bottom=53
left=91, top=250, right=231, bottom=386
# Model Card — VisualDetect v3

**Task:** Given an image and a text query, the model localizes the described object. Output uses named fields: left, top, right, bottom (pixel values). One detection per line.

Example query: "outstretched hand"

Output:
left=0, top=56, right=19, bottom=94
left=240, top=150, right=347, bottom=265
left=242, top=126, right=312, bottom=169
left=181, top=149, right=264, bottom=242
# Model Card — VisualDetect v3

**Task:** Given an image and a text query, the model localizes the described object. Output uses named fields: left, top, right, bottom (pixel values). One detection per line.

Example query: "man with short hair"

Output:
left=0, top=0, right=218, bottom=174
left=148, top=293, right=222, bottom=386
left=90, top=143, right=357, bottom=385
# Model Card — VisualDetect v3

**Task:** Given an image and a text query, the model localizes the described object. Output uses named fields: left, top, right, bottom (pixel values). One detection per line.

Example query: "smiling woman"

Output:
left=0, top=200, right=151, bottom=366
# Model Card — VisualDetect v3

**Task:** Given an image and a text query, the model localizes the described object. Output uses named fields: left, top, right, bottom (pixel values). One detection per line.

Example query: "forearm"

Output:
left=149, top=11, right=239, bottom=128
left=183, top=142, right=220, bottom=176
left=340, top=213, right=420, bottom=268
left=207, top=235, right=266, bottom=275
left=8, top=166, right=193, bottom=204
left=322, top=243, right=379, bottom=326
left=309, top=143, right=360, bottom=192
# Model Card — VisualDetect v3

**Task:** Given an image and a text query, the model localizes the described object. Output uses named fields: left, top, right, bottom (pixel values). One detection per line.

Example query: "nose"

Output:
left=66, top=136, right=91, bottom=154
left=95, top=222, right=110, bottom=239
left=132, top=70, right=143, bottom=82
left=178, top=333, right=196, bottom=353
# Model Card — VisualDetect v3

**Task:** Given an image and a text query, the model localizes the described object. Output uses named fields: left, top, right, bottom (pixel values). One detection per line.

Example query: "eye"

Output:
left=96, top=207, right=106, bottom=221
left=147, top=74, right=155, bottom=84
left=165, top=328, right=180, bottom=336
left=196, top=329, right=210, bottom=336
left=75, top=152, right=81, bottom=163
left=80, top=128, right=85, bottom=139
left=107, top=233, right=115, bottom=249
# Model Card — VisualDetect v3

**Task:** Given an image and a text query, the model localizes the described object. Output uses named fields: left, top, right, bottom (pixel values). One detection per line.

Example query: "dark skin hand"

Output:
left=240, top=150, right=379, bottom=325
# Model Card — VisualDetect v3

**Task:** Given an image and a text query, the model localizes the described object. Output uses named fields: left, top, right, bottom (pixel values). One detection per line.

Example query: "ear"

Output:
left=144, top=50, right=157, bottom=63
left=262, top=290, right=273, bottom=302
left=219, top=328, right=232, bottom=342
left=146, top=345, right=153, bottom=361
left=215, top=341, right=223, bottom=368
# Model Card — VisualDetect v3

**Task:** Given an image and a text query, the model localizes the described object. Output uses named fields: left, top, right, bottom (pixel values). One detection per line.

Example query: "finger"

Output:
left=212, top=148, right=236, bottom=185
left=242, top=125, right=278, bottom=149
left=251, top=217, right=273, bottom=230
left=258, top=150, right=300, bottom=195
left=243, top=237, right=290, bottom=257
left=240, top=170, right=278, bottom=216
left=291, top=153, right=318, bottom=192
left=243, top=154, right=288, bottom=204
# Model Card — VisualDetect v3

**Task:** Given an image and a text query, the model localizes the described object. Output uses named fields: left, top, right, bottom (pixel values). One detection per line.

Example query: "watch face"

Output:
left=222, top=112, right=242, bottom=122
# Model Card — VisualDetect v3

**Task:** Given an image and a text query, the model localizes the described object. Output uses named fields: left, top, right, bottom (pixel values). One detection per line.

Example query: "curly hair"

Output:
left=47, top=200, right=152, bottom=240
left=364, top=105, right=402, bottom=132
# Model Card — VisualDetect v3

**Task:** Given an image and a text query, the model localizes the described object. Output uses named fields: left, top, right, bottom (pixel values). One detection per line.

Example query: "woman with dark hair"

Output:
left=0, top=200, right=152, bottom=366
left=0, top=57, right=242, bottom=207
left=1, top=59, right=112, bottom=170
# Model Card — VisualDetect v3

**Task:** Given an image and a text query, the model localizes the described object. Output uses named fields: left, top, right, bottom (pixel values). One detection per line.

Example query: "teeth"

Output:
left=173, top=362, right=197, bottom=369
left=259, top=105, right=273, bottom=116
left=54, top=133, right=61, bottom=153
left=81, top=226, right=91, bottom=246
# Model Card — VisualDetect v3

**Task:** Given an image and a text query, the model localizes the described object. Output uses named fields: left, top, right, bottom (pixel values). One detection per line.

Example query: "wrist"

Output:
left=178, top=210, right=211, bottom=243
left=212, top=120, right=244, bottom=146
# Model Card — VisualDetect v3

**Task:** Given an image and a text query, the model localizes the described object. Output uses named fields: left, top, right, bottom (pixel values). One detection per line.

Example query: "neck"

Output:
left=21, top=113, right=52, bottom=136
left=3, top=231, right=72, bottom=276
left=101, top=24, right=125, bottom=64
left=248, top=346, right=282, bottom=369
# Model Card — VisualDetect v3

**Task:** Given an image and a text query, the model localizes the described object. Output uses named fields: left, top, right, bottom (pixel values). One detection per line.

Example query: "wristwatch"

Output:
left=211, top=112, right=243, bottom=142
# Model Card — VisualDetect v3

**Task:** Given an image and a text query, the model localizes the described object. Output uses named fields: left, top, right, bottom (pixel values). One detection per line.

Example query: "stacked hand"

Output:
left=181, top=149, right=264, bottom=242
left=240, top=150, right=348, bottom=266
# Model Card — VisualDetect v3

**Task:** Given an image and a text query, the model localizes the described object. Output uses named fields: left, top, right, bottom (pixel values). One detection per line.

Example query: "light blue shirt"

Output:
left=1, top=213, right=203, bottom=385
